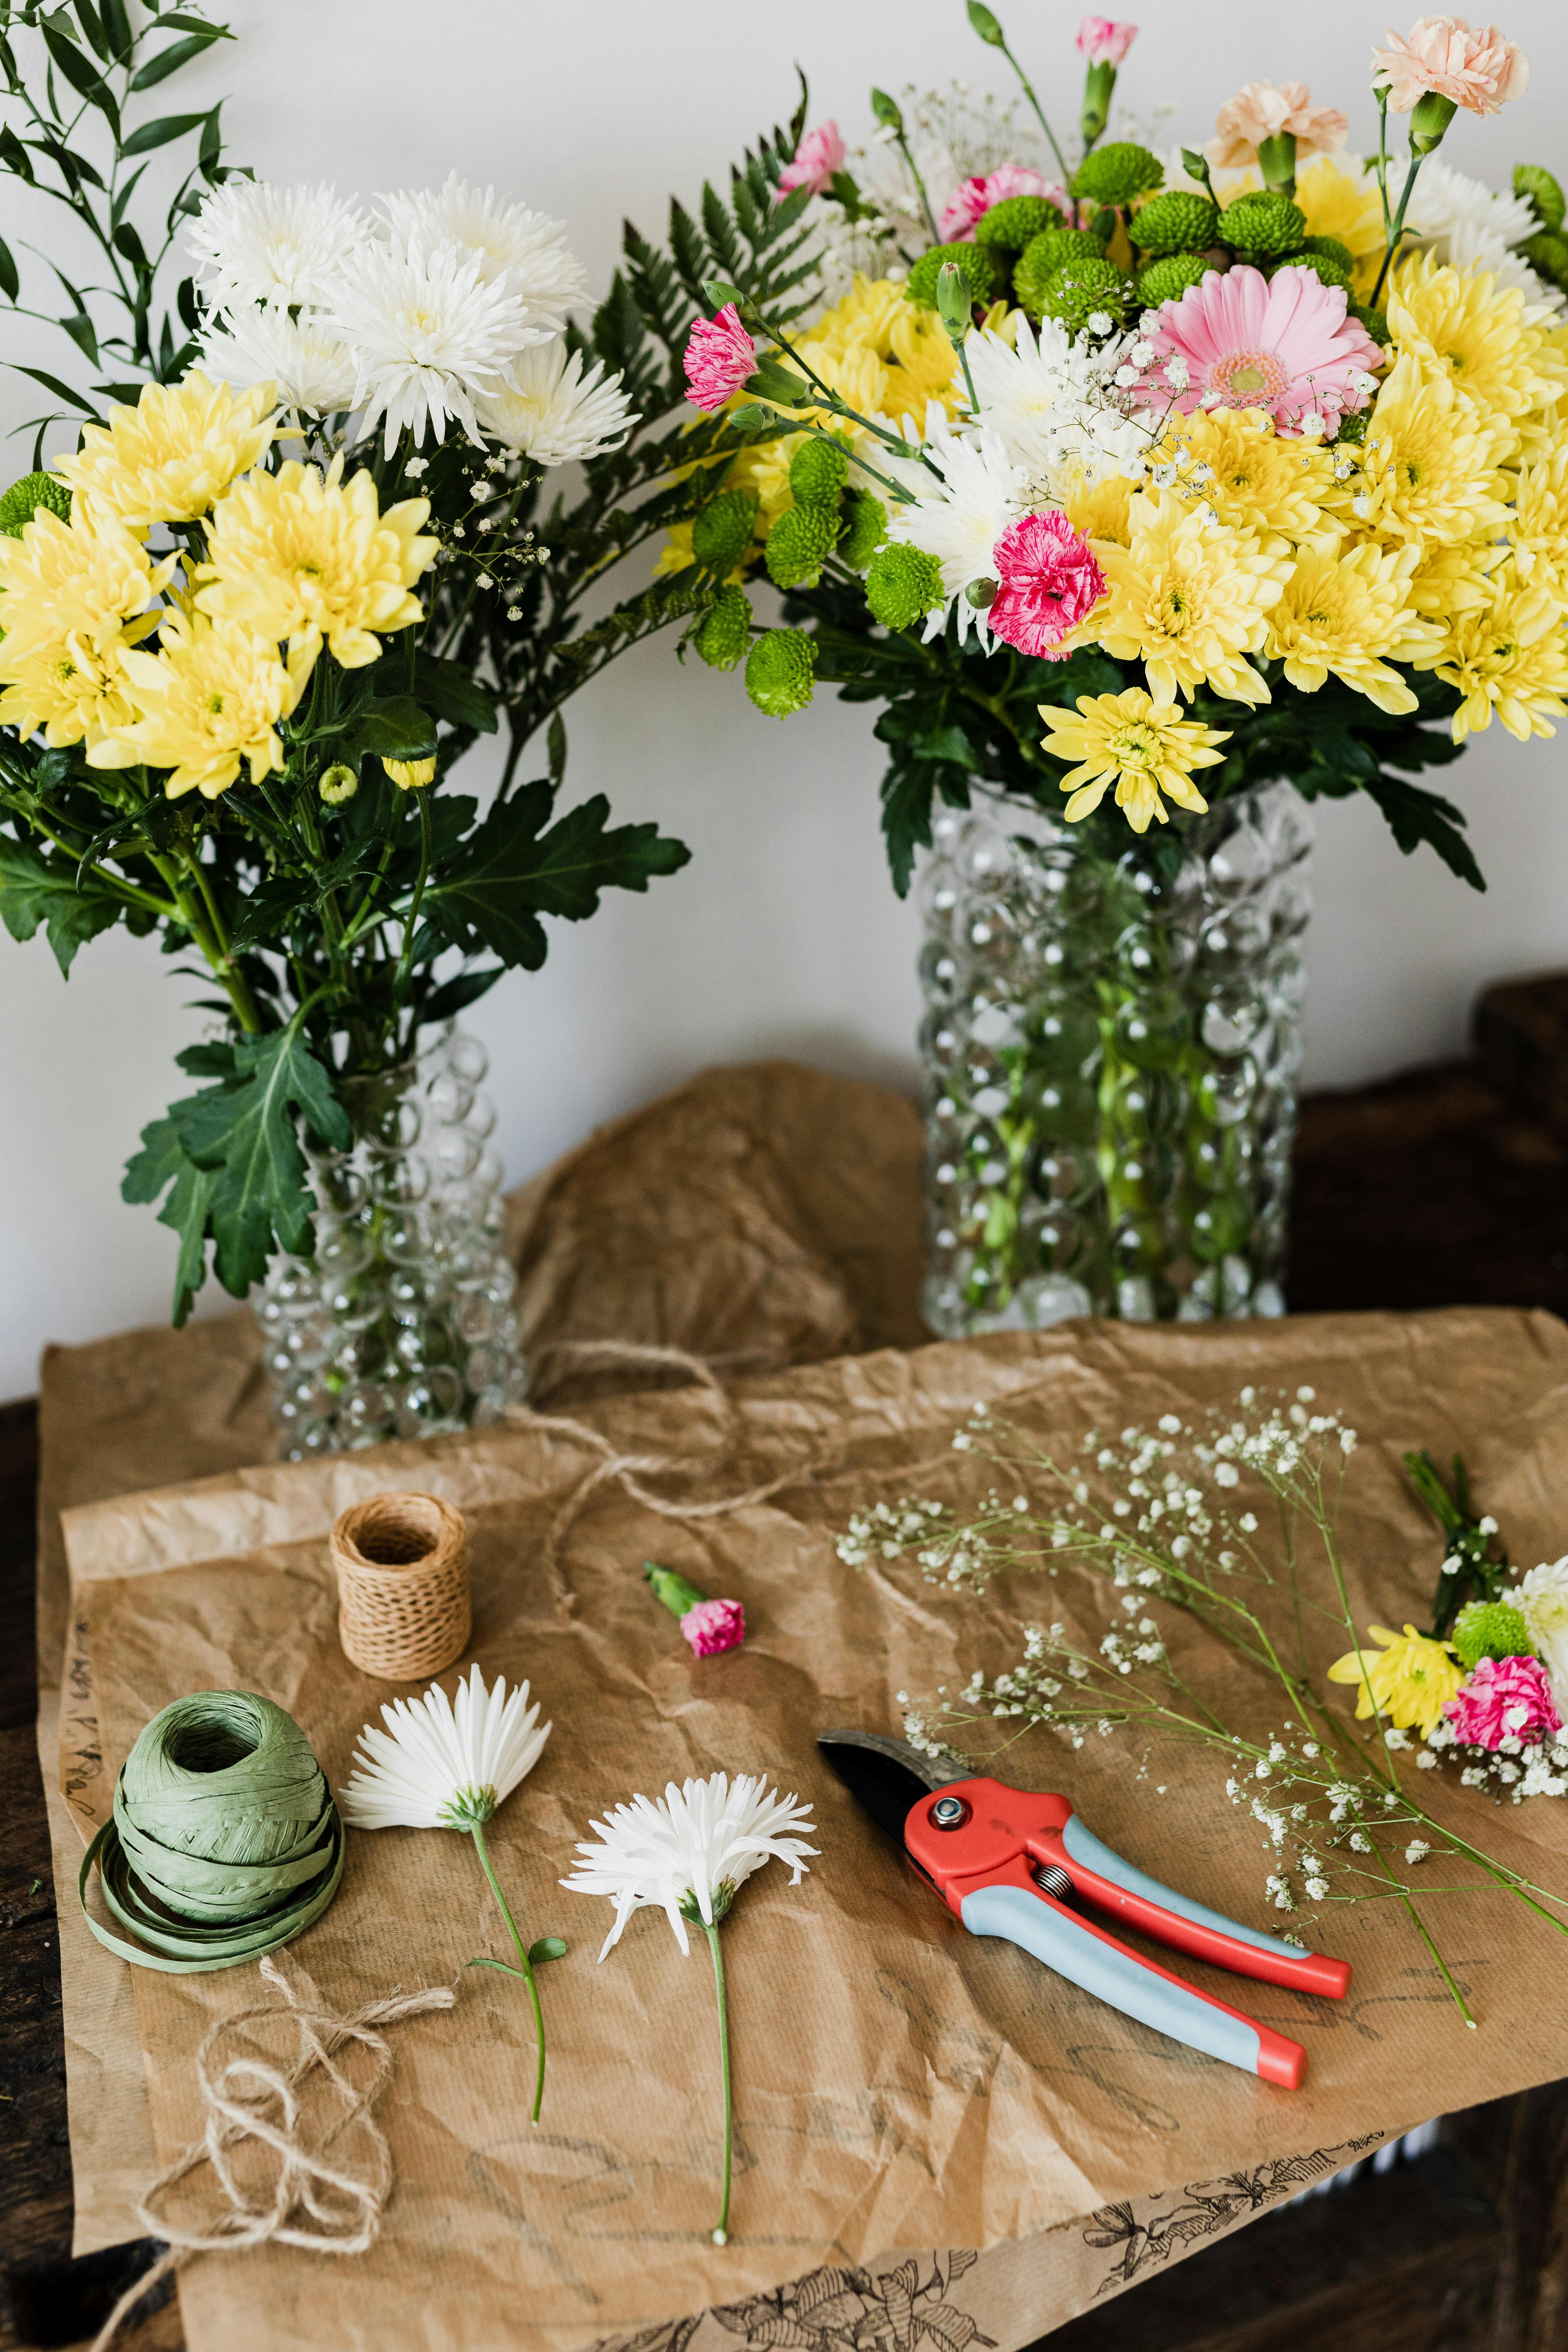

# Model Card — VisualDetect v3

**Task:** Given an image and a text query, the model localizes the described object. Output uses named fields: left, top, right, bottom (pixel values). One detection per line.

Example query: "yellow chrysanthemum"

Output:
left=1159, top=407, right=1338, bottom=551
left=195, top=455, right=438, bottom=670
left=1415, top=561, right=1568, bottom=742
left=1082, top=490, right=1290, bottom=708
left=1403, top=536, right=1494, bottom=618
left=1055, top=460, right=1135, bottom=546
left=1326, top=1624, right=1464, bottom=1739
left=0, top=504, right=174, bottom=747
left=1040, top=687, right=1231, bottom=832
left=1386, top=254, right=1557, bottom=423
left=1264, top=540, right=1443, bottom=712
left=1509, top=442, right=1568, bottom=604
left=55, top=371, right=275, bottom=532
left=1346, top=352, right=1513, bottom=547
left=88, top=611, right=311, bottom=799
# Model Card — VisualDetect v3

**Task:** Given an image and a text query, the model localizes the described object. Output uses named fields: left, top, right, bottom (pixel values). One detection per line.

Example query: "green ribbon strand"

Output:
left=79, top=1690, right=345, bottom=1974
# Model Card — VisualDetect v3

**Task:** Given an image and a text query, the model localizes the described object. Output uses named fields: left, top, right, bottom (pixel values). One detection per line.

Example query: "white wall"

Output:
left=4, top=0, right=1567, bottom=1396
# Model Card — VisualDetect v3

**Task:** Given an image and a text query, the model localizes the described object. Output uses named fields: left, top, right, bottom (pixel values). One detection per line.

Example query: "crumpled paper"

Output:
left=57, top=1300, right=1568, bottom=2352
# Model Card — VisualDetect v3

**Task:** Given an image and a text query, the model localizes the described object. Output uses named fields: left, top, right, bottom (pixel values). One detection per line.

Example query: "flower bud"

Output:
left=382, top=755, right=437, bottom=790
left=318, top=763, right=359, bottom=805
left=1408, top=89, right=1458, bottom=155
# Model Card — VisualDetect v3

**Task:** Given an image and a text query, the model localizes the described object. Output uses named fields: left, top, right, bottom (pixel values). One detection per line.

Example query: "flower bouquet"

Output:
left=660, top=9, right=1568, bottom=1336
left=0, top=7, right=817, bottom=1453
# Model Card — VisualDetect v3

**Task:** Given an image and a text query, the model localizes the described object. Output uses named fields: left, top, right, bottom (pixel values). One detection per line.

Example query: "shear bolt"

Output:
left=931, top=1795, right=969, bottom=1830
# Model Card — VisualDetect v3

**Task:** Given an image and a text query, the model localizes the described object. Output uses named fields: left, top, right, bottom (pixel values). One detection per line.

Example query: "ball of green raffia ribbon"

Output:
left=79, top=1690, right=345, bottom=1973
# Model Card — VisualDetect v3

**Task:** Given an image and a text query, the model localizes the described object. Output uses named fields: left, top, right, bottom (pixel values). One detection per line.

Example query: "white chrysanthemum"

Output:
left=378, top=175, right=586, bottom=331
left=561, top=1771, right=817, bottom=1959
left=326, top=241, right=545, bottom=453
left=1432, top=220, right=1566, bottom=317
left=340, top=1663, right=550, bottom=1829
left=187, top=180, right=368, bottom=311
left=199, top=305, right=360, bottom=419
left=964, top=313, right=1077, bottom=472
left=474, top=342, right=637, bottom=465
left=884, top=419, right=1024, bottom=643
left=1406, top=159, right=1539, bottom=257
left=1513, top=1560, right=1568, bottom=1712
left=967, top=315, right=1152, bottom=485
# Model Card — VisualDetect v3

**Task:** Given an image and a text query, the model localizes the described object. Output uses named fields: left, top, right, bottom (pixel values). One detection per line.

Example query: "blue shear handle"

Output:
left=1060, top=1813, right=1306, bottom=1961
left=961, top=1884, right=1265, bottom=2078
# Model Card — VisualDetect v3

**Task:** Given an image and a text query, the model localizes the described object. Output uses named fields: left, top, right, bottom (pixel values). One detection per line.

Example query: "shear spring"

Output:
left=1034, top=1864, right=1074, bottom=1902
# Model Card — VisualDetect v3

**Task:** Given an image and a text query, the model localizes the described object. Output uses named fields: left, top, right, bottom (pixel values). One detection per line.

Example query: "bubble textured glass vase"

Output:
left=257, top=1027, right=526, bottom=1458
left=920, top=782, right=1315, bottom=1336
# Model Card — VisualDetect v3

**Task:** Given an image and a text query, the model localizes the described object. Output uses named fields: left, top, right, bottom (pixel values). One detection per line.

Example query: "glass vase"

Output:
left=256, top=1026, right=527, bottom=1459
left=919, top=780, right=1315, bottom=1336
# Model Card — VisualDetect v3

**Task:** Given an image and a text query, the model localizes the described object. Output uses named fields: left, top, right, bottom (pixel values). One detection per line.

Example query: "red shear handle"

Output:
left=1056, top=1814, right=1352, bottom=2002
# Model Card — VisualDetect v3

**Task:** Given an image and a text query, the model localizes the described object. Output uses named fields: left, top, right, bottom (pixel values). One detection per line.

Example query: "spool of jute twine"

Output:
left=79, top=1691, right=344, bottom=1974
left=331, top=1490, right=470, bottom=1681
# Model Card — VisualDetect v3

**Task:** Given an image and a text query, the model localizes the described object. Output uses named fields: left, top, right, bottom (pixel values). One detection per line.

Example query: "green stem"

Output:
left=470, top=1820, right=547, bottom=2125
left=703, top=1920, right=733, bottom=2245
left=392, top=788, right=435, bottom=1011
left=894, top=132, right=941, bottom=245
left=1000, top=40, right=1072, bottom=186
left=1371, top=154, right=1423, bottom=307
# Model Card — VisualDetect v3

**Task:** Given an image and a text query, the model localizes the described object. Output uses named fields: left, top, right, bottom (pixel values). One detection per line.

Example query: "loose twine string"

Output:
left=509, top=1339, right=844, bottom=1576
left=91, top=1955, right=456, bottom=2352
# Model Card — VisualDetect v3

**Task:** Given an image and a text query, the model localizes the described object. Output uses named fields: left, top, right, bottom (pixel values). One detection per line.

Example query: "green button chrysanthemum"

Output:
left=1070, top=141, right=1163, bottom=209
left=1136, top=254, right=1212, bottom=308
left=866, top=543, right=945, bottom=630
left=974, top=195, right=1065, bottom=253
left=905, top=240, right=1007, bottom=312
left=693, top=585, right=752, bottom=671
left=763, top=503, right=840, bottom=591
left=1014, top=229, right=1110, bottom=316
left=1217, top=191, right=1307, bottom=258
left=745, top=627, right=817, bottom=717
left=691, top=487, right=759, bottom=574
left=788, top=436, right=849, bottom=508
left=0, top=471, right=72, bottom=539
left=1041, top=257, right=1133, bottom=334
left=1131, top=191, right=1219, bottom=258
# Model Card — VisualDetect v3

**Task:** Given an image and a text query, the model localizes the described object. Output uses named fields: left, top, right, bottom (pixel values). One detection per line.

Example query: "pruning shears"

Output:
left=819, top=1728, right=1351, bottom=2088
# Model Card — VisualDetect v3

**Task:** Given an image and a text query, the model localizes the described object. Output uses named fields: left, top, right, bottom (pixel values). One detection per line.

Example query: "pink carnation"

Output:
left=988, top=511, right=1107, bottom=660
left=1077, top=16, right=1138, bottom=66
left=1371, top=15, right=1529, bottom=116
left=1134, top=264, right=1384, bottom=436
left=1209, top=81, right=1349, bottom=170
left=680, top=1596, right=746, bottom=1658
left=1444, top=1653, right=1561, bottom=1750
left=778, top=120, right=847, bottom=198
left=683, top=303, right=757, bottom=413
left=938, top=164, right=1070, bottom=244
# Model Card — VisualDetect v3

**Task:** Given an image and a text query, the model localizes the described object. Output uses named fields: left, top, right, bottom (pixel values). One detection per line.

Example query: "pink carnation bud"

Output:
left=987, top=511, right=1107, bottom=659
left=683, top=303, right=757, bottom=413
left=680, top=1597, right=746, bottom=1658
left=1443, top=1653, right=1561, bottom=1750
left=778, top=120, right=847, bottom=198
left=1077, top=16, right=1138, bottom=65
left=937, top=163, right=1068, bottom=243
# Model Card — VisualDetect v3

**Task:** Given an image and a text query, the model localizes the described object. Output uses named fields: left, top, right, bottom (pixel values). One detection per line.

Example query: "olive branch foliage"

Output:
left=0, top=10, right=814, bottom=1320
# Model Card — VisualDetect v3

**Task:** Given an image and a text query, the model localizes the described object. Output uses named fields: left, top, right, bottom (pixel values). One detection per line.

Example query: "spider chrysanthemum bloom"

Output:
left=1040, top=686, right=1230, bottom=831
left=562, top=1770, right=816, bottom=2247
left=1263, top=540, right=1443, bottom=711
left=187, top=180, right=369, bottom=310
left=1345, top=352, right=1514, bottom=544
left=1158, top=406, right=1339, bottom=549
left=341, top=1665, right=558, bottom=2123
left=882, top=426, right=1026, bottom=645
left=1088, top=489, right=1291, bottom=707
left=195, top=456, right=438, bottom=670
left=1135, top=265, right=1384, bottom=436
left=1416, top=560, right=1568, bottom=741
left=326, top=241, right=544, bottom=454
left=55, top=372, right=276, bottom=532
left=199, top=306, right=361, bottom=422
left=474, top=342, right=637, bottom=465
left=1386, top=254, right=1555, bottom=420
left=1327, top=1623, right=1465, bottom=1737
left=86, top=610, right=309, bottom=799
left=378, top=175, right=587, bottom=332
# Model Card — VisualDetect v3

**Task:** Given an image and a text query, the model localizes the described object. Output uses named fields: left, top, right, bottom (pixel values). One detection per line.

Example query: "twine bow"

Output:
left=91, top=1955, right=456, bottom=2351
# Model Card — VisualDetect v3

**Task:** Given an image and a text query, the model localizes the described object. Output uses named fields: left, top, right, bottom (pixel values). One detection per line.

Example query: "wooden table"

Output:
left=6, top=978, right=1568, bottom=2351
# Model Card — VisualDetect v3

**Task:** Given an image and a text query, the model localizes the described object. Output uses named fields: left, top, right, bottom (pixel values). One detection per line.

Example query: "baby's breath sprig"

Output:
left=841, top=1386, right=1568, bottom=2025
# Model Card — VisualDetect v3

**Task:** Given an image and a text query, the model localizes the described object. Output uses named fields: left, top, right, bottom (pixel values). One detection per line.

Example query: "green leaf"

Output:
left=528, top=1937, right=568, bottom=1965
left=424, top=783, right=690, bottom=970
left=198, top=102, right=221, bottom=178
left=418, top=965, right=504, bottom=1024
left=0, top=125, right=36, bottom=184
left=878, top=764, right=937, bottom=899
left=1362, top=774, right=1485, bottom=891
left=546, top=711, right=567, bottom=786
left=0, top=844, right=119, bottom=974
left=120, top=110, right=207, bottom=157
left=967, top=1, right=1006, bottom=43
left=131, top=28, right=222, bottom=87
left=121, top=1112, right=213, bottom=1325
left=72, top=0, right=111, bottom=61
left=463, top=1956, right=527, bottom=1978
left=100, top=0, right=134, bottom=59
left=0, top=237, right=17, bottom=302
left=59, top=310, right=98, bottom=365
left=410, top=655, right=497, bottom=734
left=7, top=363, right=102, bottom=417
left=170, top=1026, right=352, bottom=1295
left=344, top=695, right=437, bottom=761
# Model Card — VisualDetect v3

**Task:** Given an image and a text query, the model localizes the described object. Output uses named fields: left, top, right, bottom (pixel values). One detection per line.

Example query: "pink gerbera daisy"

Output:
left=683, top=303, right=757, bottom=413
left=938, top=164, right=1070, bottom=244
left=1134, top=265, right=1383, bottom=436
left=988, top=510, right=1107, bottom=659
